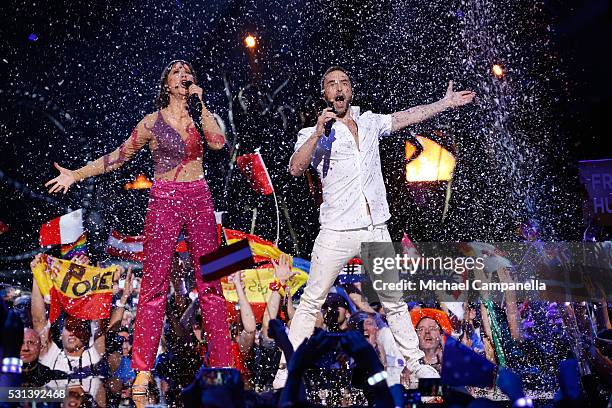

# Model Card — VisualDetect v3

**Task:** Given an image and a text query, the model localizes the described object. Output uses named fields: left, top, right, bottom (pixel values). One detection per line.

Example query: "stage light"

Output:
left=405, top=136, right=455, bottom=182
left=0, top=220, right=8, bottom=235
left=492, top=64, right=504, bottom=78
left=244, top=35, right=257, bottom=48
left=124, top=174, right=152, bottom=190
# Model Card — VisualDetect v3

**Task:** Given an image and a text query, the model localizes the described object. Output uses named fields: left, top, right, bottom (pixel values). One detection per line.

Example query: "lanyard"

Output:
left=53, top=349, right=86, bottom=385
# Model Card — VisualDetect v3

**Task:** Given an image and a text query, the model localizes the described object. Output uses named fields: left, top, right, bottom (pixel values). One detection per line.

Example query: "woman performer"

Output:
left=45, top=60, right=232, bottom=394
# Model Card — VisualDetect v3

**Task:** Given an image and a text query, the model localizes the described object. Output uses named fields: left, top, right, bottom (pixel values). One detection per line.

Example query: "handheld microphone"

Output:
left=181, top=80, right=204, bottom=139
left=324, top=102, right=338, bottom=137
left=181, top=80, right=201, bottom=111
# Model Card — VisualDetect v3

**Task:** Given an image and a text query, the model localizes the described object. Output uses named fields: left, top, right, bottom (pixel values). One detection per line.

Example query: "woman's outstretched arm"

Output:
left=45, top=114, right=154, bottom=193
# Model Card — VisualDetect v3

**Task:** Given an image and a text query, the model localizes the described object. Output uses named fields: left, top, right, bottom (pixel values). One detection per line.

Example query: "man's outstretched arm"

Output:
left=391, top=80, right=475, bottom=132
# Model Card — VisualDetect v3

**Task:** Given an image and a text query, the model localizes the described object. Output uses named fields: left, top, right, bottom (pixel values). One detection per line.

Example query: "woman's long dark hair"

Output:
left=155, top=59, right=198, bottom=109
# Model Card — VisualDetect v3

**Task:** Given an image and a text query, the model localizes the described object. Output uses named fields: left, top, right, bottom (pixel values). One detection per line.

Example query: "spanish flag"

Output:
left=221, top=263, right=309, bottom=323
left=223, top=229, right=282, bottom=263
left=223, top=228, right=311, bottom=274
left=221, top=264, right=309, bottom=304
left=31, top=255, right=117, bottom=322
left=221, top=229, right=311, bottom=322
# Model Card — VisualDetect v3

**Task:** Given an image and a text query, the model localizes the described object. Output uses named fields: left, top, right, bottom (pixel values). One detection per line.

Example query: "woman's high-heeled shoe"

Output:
left=131, top=370, right=151, bottom=397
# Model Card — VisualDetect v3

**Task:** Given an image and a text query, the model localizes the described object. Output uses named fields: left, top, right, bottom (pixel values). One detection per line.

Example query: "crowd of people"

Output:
left=0, top=248, right=610, bottom=407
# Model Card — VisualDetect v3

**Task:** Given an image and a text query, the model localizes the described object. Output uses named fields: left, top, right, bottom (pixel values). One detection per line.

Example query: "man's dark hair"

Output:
left=155, top=59, right=198, bottom=109
left=320, top=65, right=353, bottom=92
left=322, top=293, right=349, bottom=311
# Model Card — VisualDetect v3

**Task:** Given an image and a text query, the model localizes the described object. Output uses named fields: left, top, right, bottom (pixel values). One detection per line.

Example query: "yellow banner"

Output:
left=32, top=255, right=117, bottom=299
left=222, top=267, right=308, bottom=303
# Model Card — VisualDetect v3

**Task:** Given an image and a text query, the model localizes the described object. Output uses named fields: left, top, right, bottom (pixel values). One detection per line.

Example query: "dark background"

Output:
left=0, top=0, right=609, bottom=282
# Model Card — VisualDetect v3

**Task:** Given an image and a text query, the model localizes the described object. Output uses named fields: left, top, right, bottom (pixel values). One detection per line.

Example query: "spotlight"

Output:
left=244, top=35, right=257, bottom=48
left=405, top=136, right=455, bottom=182
left=124, top=174, right=152, bottom=190
left=492, top=64, right=504, bottom=78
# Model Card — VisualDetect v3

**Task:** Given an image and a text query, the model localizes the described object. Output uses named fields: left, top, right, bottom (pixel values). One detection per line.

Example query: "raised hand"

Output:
left=272, top=253, right=296, bottom=285
left=229, top=271, right=245, bottom=287
left=187, top=83, right=204, bottom=102
left=113, top=265, right=125, bottom=284
left=443, top=80, right=476, bottom=108
left=121, top=266, right=134, bottom=298
left=45, top=162, right=76, bottom=194
left=30, top=253, right=44, bottom=270
left=314, top=108, right=338, bottom=137
left=71, top=254, right=91, bottom=266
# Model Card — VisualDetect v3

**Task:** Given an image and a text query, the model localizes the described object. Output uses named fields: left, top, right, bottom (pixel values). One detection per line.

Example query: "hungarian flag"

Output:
left=339, top=258, right=363, bottom=284
left=236, top=150, right=274, bottom=195
left=31, top=254, right=116, bottom=322
left=39, top=209, right=84, bottom=246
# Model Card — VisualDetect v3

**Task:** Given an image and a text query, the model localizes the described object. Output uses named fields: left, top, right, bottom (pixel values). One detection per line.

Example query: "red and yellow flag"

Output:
left=31, top=255, right=117, bottom=322
left=221, top=265, right=308, bottom=304
left=221, top=229, right=311, bottom=322
left=223, top=228, right=282, bottom=263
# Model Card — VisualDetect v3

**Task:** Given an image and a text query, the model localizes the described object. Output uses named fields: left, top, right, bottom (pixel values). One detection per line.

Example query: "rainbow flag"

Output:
left=291, top=257, right=311, bottom=275
left=60, top=233, right=88, bottom=259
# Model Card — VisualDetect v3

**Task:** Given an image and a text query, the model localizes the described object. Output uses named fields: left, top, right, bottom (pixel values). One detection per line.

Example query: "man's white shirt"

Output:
left=293, top=106, right=393, bottom=230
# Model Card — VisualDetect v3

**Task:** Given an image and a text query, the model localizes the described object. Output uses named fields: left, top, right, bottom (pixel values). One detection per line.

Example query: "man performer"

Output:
left=274, top=66, right=475, bottom=388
